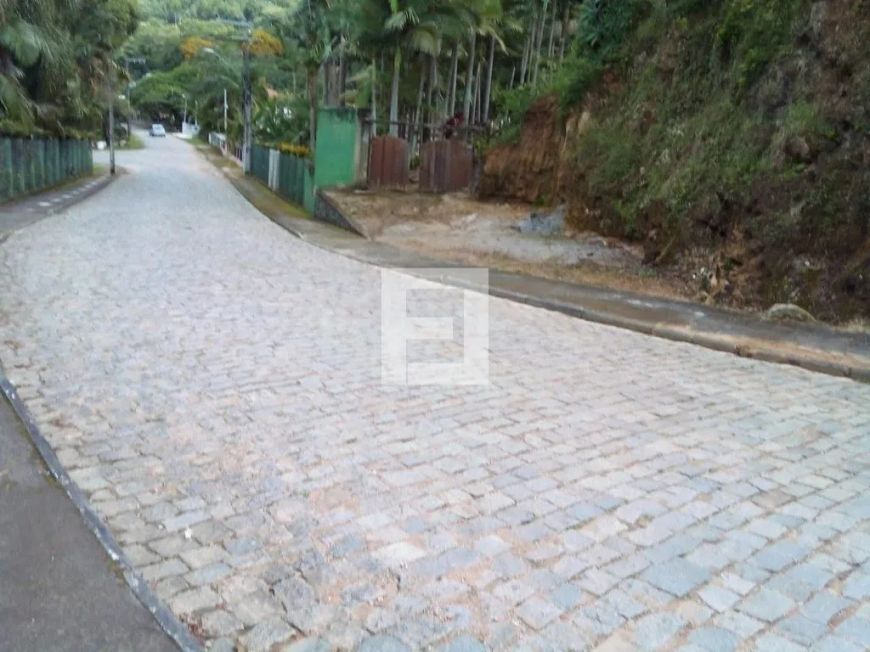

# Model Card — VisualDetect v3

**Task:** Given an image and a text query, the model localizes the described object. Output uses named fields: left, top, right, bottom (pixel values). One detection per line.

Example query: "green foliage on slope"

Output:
left=486, top=0, right=870, bottom=318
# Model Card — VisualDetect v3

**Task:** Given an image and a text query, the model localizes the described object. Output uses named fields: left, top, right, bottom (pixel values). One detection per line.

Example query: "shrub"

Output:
left=715, top=0, right=808, bottom=90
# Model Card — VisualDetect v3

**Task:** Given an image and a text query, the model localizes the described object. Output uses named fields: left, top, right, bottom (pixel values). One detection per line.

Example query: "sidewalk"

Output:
left=0, top=171, right=115, bottom=239
left=202, top=145, right=870, bottom=382
left=0, top=388, right=178, bottom=652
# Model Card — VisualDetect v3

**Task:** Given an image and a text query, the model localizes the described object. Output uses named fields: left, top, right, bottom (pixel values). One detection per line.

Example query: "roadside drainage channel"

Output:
left=0, top=374, right=202, bottom=652
left=201, top=144, right=870, bottom=383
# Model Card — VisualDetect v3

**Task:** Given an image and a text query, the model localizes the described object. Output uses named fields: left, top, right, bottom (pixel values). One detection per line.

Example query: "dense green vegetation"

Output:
left=483, top=0, right=870, bottom=319
left=1, top=0, right=138, bottom=137
left=122, top=0, right=594, bottom=150
left=4, top=0, right=866, bottom=316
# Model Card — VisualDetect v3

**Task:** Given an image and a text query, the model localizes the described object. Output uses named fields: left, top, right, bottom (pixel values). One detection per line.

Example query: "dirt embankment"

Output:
left=480, top=1, right=870, bottom=324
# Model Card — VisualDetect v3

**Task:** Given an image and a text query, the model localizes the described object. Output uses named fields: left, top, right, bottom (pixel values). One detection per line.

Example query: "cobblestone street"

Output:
left=0, top=136, right=868, bottom=651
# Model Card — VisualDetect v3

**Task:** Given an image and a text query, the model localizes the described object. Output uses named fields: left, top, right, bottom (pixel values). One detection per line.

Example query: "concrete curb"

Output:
left=430, top=271, right=870, bottom=383
left=0, top=375, right=202, bottom=652
left=43, top=172, right=118, bottom=216
left=196, top=141, right=870, bottom=384
left=285, top=224, right=870, bottom=384
left=0, top=172, right=118, bottom=241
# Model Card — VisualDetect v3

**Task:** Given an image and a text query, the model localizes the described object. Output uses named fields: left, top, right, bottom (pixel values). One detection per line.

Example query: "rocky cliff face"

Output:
left=480, top=0, right=869, bottom=323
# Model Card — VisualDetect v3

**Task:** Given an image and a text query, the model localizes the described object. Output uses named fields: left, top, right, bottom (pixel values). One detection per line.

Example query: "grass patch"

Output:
left=119, top=134, right=145, bottom=150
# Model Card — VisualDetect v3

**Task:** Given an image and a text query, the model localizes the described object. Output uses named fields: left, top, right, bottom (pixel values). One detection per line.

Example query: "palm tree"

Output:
left=462, top=0, right=503, bottom=126
left=0, top=0, right=59, bottom=127
left=272, top=0, right=334, bottom=149
left=1, top=0, right=137, bottom=136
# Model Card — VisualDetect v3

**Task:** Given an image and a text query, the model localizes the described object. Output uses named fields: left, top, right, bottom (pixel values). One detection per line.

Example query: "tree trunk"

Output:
left=410, top=57, right=426, bottom=156
left=338, top=44, right=348, bottom=107
left=548, top=0, right=558, bottom=58
left=483, top=35, right=496, bottom=124
left=326, top=61, right=339, bottom=106
left=509, top=65, right=516, bottom=90
left=389, top=46, right=401, bottom=137
left=532, top=4, right=546, bottom=87
left=371, top=57, right=378, bottom=137
left=559, top=1, right=571, bottom=60
left=447, top=43, right=459, bottom=116
left=473, top=60, right=483, bottom=124
left=426, top=53, right=437, bottom=141
left=462, top=31, right=477, bottom=121
left=307, top=67, right=318, bottom=149
left=519, top=30, right=531, bottom=86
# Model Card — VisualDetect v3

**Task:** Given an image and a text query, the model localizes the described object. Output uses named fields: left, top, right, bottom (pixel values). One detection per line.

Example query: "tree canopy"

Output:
left=1, top=0, right=138, bottom=137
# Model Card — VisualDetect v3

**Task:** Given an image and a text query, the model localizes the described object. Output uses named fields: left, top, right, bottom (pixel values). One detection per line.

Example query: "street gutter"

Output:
left=0, top=374, right=202, bottom=652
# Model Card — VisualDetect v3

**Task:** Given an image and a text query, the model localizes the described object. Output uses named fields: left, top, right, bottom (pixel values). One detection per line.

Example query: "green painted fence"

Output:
left=250, top=144, right=314, bottom=211
left=0, top=137, right=92, bottom=203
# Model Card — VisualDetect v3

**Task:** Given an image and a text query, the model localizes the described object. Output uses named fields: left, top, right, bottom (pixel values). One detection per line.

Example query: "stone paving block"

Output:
left=574, top=602, right=626, bottom=638
left=550, top=582, right=586, bottom=611
left=774, top=614, right=827, bottom=646
left=493, top=578, right=535, bottom=605
left=474, top=534, right=509, bottom=557
left=753, top=634, right=804, bottom=652
left=698, top=585, right=740, bottom=613
left=170, top=586, right=220, bottom=615
left=373, top=541, right=427, bottom=567
left=516, top=596, right=563, bottom=630
left=179, top=545, right=226, bottom=570
left=812, top=635, right=865, bottom=652
left=141, top=558, right=188, bottom=583
left=687, top=626, right=738, bottom=652
left=842, top=573, right=870, bottom=600
left=712, top=611, right=765, bottom=639
left=753, top=541, right=811, bottom=572
left=835, top=615, right=870, bottom=644
left=631, top=613, right=686, bottom=651
left=539, top=620, right=592, bottom=651
left=737, top=587, right=796, bottom=623
left=200, top=609, right=244, bottom=638
left=603, top=589, right=647, bottom=620
left=186, top=562, right=232, bottom=587
left=578, top=568, right=619, bottom=597
left=800, top=592, right=853, bottom=624
left=231, top=590, right=284, bottom=627
left=280, top=637, right=331, bottom=652
left=642, top=558, right=710, bottom=597
left=438, top=634, right=486, bottom=652
left=239, top=618, right=295, bottom=652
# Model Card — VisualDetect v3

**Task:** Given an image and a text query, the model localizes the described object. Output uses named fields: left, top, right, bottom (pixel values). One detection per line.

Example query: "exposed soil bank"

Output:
left=480, top=0, right=870, bottom=325
left=327, top=189, right=690, bottom=301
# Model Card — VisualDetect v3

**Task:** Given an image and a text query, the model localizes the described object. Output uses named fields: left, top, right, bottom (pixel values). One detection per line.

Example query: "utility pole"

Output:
left=108, top=71, right=116, bottom=176
left=207, top=20, right=254, bottom=173
left=242, top=42, right=252, bottom=174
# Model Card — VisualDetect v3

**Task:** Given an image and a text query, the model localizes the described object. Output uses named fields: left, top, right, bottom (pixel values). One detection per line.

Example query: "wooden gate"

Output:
left=368, top=135, right=409, bottom=188
left=419, top=140, right=473, bottom=193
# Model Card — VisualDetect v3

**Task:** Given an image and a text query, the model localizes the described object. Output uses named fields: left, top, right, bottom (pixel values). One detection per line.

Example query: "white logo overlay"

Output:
left=381, top=268, right=490, bottom=386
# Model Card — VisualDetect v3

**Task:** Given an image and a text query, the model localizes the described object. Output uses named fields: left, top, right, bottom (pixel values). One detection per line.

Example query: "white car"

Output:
left=149, top=124, right=166, bottom=137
